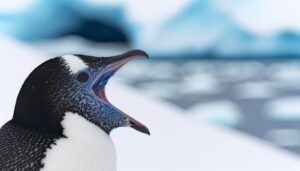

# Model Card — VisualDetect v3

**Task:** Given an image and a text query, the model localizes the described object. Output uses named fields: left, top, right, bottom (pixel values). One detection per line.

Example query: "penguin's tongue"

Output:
left=91, top=56, right=150, bottom=135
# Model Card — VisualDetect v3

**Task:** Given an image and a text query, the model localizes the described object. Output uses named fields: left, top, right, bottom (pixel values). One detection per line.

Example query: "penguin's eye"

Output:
left=76, top=72, right=89, bottom=83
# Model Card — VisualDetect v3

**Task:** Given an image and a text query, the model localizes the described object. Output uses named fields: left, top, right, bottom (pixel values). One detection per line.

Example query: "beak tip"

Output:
left=130, top=121, right=151, bottom=136
left=140, top=127, right=151, bottom=136
left=144, top=128, right=151, bottom=136
left=128, top=49, right=149, bottom=59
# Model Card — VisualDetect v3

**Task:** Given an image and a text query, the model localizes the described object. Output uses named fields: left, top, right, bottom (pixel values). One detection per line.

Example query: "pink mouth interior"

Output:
left=92, top=56, right=137, bottom=105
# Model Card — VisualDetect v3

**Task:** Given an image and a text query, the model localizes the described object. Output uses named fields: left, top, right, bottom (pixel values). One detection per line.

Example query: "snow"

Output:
left=187, top=100, right=242, bottom=127
left=265, top=97, right=300, bottom=121
left=109, top=82, right=300, bottom=171
left=0, top=0, right=36, bottom=14
left=214, top=0, right=300, bottom=35
left=183, top=74, right=221, bottom=95
left=1, top=38, right=300, bottom=170
left=0, top=37, right=46, bottom=125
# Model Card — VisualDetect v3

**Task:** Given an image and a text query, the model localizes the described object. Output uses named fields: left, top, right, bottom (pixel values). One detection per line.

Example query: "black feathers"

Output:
left=0, top=121, right=57, bottom=170
left=13, top=58, right=67, bottom=136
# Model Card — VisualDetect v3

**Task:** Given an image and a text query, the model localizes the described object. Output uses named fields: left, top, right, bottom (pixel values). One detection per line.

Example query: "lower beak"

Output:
left=127, top=114, right=150, bottom=135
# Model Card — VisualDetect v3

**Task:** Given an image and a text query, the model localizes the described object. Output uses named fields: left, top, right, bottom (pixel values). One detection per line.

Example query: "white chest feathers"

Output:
left=41, top=112, right=116, bottom=171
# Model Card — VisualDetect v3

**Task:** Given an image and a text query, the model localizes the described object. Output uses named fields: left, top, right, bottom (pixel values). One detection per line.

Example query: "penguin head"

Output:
left=13, top=50, right=150, bottom=136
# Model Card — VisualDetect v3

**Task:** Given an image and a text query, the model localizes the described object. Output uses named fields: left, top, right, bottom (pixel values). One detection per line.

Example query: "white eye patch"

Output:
left=62, top=55, right=88, bottom=74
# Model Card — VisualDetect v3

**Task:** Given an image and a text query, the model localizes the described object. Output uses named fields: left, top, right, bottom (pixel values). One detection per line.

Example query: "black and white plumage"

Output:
left=0, top=50, right=150, bottom=171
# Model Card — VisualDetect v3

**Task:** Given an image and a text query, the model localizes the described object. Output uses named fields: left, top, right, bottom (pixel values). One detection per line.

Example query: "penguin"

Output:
left=0, top=50, right=150, bottom=171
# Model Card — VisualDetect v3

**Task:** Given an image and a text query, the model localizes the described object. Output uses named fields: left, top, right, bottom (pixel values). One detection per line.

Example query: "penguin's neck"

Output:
left=41, top=112, right=116, bottom=171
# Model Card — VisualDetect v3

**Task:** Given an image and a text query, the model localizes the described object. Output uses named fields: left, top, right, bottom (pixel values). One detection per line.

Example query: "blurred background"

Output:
left=1, top=0, right=300, bottom=170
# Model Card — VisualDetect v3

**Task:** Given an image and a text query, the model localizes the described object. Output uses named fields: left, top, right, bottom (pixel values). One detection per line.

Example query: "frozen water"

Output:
left=234, top=81, right=277, bottom=99
left=266, top=129, right=300, bottom=147
left=265, top=97, right=300, bottom=121
left=187, top=100, right=242, bottom=127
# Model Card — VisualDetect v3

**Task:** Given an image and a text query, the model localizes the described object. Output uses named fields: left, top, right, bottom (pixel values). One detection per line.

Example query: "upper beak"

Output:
left=107, top=49, right=149, bottom=64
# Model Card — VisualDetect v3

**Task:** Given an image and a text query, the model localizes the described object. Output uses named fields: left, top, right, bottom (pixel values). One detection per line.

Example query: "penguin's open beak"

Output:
left=92, top=50, right=150, bottom=135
